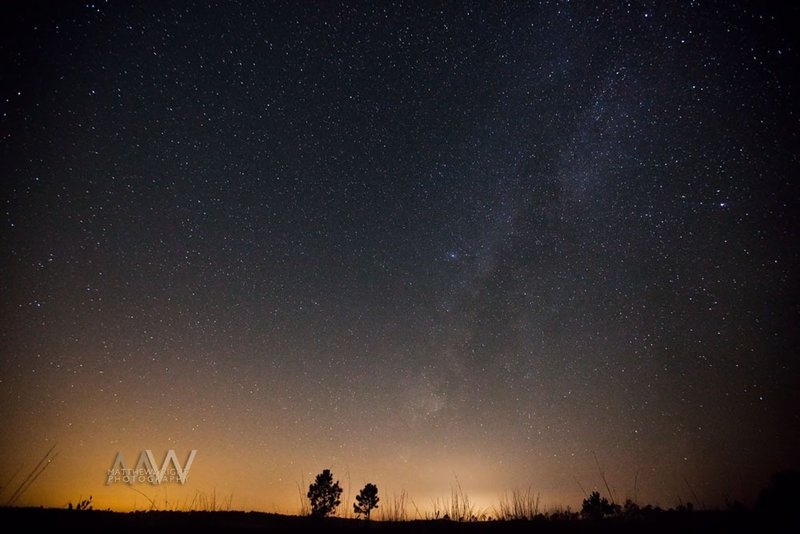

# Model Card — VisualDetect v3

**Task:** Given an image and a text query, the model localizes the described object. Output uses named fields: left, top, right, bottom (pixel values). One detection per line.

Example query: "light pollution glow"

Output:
left=2, top=0, right=797, bottom=517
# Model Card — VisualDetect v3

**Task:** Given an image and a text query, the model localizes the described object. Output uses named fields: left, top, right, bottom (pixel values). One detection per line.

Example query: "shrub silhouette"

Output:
left=307, top=469, right=342, bottom=518
left=353, top=483, right=379, bottom=520
left=622, top=499, right=640, bottom=519
left=755, top=470, right=800, bottom=528
left=581, top=491, right=617, bottom=521
left=67, top=496, right=93, bottom=511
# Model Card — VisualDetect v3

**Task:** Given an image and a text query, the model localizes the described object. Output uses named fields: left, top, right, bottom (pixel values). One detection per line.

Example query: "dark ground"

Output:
left=0, top=507, right=795, bottom=533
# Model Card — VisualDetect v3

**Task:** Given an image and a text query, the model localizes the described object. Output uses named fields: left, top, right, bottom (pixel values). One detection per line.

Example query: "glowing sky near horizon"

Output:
left=1, top=0, right=798, bottom=515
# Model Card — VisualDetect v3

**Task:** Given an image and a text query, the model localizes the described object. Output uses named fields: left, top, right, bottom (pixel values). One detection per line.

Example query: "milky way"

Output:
left=1, top=1, right=798, bottom=513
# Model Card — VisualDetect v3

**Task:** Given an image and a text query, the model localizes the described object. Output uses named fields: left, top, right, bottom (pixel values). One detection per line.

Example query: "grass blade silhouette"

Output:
left=6, top=445, right=57, bottom=505
left=0, top=463, right=25, bottom=498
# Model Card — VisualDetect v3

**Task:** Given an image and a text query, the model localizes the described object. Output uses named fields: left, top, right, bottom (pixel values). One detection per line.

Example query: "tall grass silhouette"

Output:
left=494, top=487, right=541, bottom=520
left=126, top=486, right=233, bottom=511
left=379, top=490, right=408, bottom=521
left=426, top=478, right=479, bottom=521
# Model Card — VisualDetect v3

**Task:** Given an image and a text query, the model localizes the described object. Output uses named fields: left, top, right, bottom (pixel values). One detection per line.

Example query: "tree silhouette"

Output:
left=353, top=483, right=379, bottom=520
left=307, top=469, right=343, bottom=518
left=581, top=491, right=618, bottom=521
left=755, top=470, right=800, bottom=528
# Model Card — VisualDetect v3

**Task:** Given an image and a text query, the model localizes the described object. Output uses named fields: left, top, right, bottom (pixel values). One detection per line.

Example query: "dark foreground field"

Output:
left=0, top=507, right=795, bottom=533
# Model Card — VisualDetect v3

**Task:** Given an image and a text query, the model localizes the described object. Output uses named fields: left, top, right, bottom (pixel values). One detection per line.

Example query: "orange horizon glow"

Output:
left=0, top=346, right=787, bottom=514
left=2, top=418, right=778, bottom=515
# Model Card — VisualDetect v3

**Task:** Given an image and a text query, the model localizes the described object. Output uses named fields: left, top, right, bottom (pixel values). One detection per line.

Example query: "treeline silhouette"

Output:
left=297, top=468, right=800, bottom=530
left=1, top=469, right=796, bottom=532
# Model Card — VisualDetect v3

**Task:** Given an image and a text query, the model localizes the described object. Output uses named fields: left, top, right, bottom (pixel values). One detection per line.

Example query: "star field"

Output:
left=1, top=1, right=798, bottom=513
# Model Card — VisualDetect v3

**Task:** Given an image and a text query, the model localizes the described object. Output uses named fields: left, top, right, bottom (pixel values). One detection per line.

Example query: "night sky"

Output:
left=1, top=1, right=798, bottom=514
